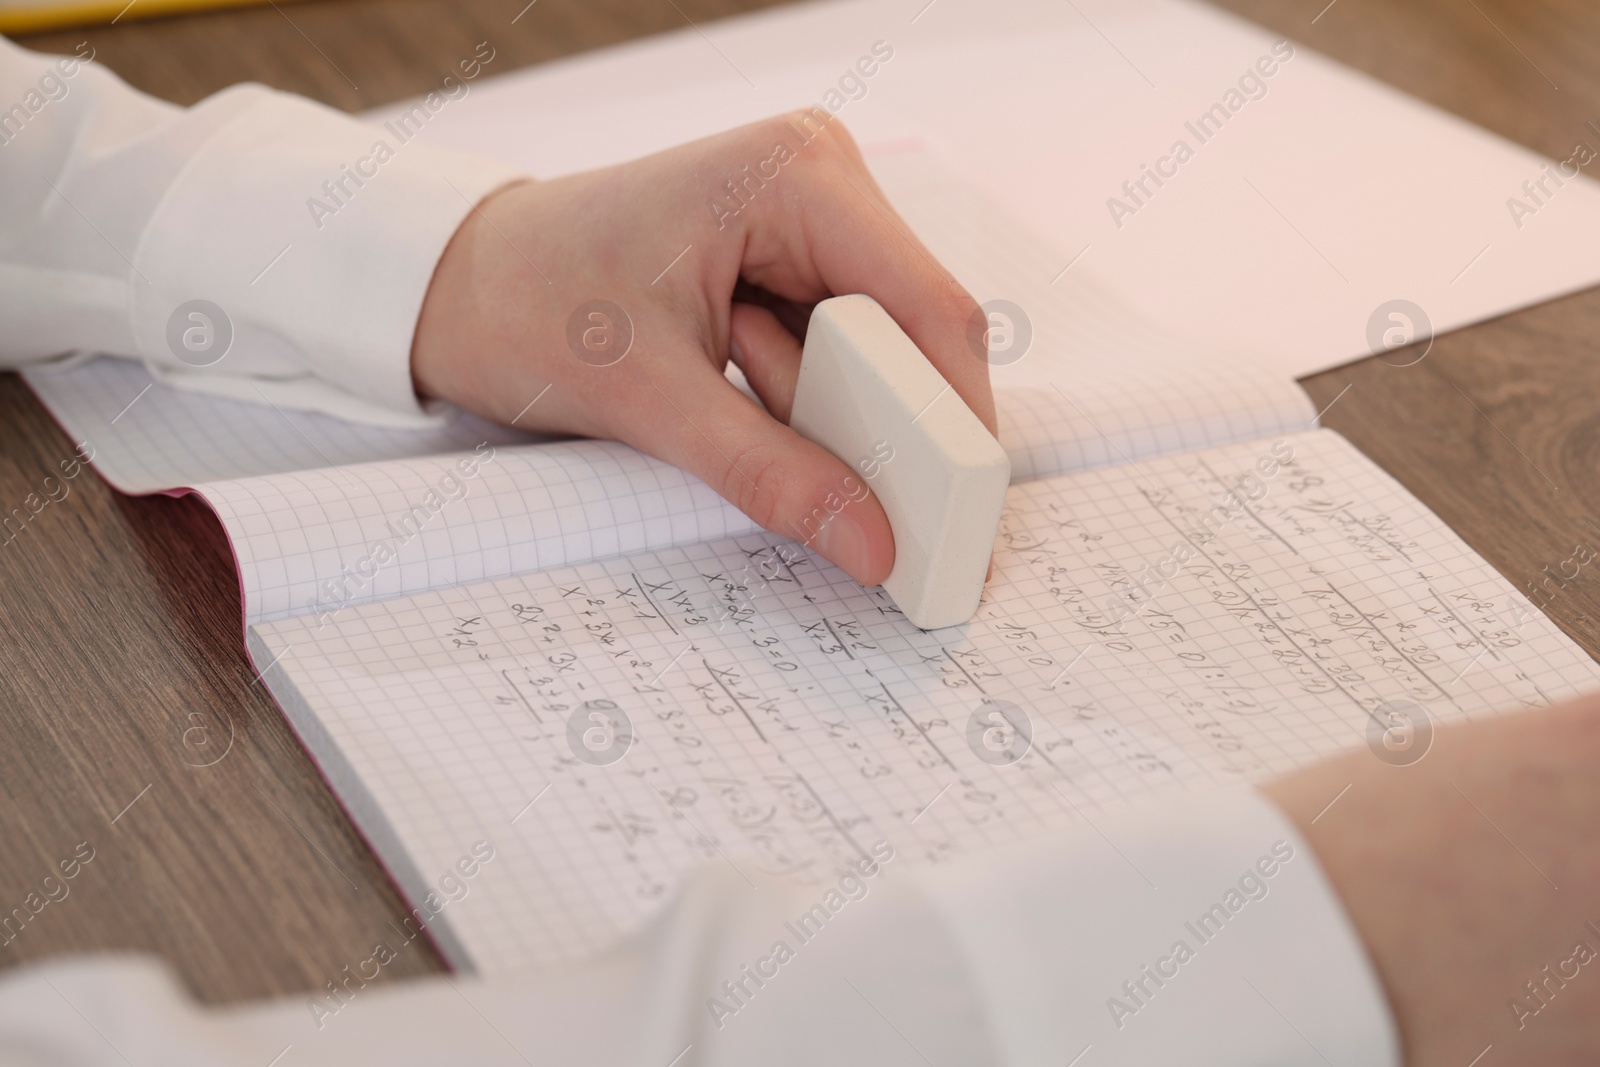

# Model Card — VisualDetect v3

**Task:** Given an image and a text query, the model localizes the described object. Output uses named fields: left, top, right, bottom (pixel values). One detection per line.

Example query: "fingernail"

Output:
left=815, top=509, right=873, bottom=583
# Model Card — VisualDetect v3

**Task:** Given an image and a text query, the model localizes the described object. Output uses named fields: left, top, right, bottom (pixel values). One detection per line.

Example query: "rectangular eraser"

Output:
left=790, top=294, right=1010, bottom=629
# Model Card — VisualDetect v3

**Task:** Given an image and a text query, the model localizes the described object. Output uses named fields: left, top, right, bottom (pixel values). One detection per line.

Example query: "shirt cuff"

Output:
left=128, top=84, right=524, bottom=421
left=911, top=786, right=1400, bottom=1067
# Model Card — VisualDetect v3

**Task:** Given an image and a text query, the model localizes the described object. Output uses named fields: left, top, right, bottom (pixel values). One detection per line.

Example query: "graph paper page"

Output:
left=204, top=354, right=1312, bottom=629
left=205, top=438, right=764, bottom=626
left=20, top=355, right=542, bottom=495
left=250, top=428, right=1600, bottom=974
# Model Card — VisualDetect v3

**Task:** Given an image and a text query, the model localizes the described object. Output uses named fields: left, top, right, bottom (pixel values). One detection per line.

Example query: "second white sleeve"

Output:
left=0, top=788, right=1397, bottom=1067
left=914, top=786, right=1400, bottom=1066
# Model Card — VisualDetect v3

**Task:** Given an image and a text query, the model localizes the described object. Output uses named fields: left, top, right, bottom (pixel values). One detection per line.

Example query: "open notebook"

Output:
left=25, top=155, right=1600, bottom=974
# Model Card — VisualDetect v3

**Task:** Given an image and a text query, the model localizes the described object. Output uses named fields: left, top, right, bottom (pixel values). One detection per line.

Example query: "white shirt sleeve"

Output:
left=0, top=788, right=1399, bottom=1066
left=0, top=36, right=523, bottom=428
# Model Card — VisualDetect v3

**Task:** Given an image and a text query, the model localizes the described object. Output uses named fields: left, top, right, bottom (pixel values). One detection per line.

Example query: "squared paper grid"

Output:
left=21, top=354, right=540, bottom=495
left=252, top=429, right=1600, bottom=974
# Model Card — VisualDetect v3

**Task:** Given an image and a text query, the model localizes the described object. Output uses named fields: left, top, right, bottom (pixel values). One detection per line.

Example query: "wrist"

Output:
left=411, top=178, right=534, bottom=408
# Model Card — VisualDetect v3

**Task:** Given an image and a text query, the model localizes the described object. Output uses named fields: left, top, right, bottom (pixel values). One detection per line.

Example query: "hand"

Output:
left=411, top=111, right=996, bottom=587
left=1264, top=695, right=1600, bottom=1066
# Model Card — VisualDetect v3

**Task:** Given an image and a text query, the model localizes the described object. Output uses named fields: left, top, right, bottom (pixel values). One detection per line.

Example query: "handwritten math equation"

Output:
left=266, top=432, right=1594, bottom=966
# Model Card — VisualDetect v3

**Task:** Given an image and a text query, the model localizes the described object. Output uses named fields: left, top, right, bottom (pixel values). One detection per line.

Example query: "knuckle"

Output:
left=819, top=117, right=864, bottom=161
left=721, top=444, right=788, bottom=531
left=763, top=109, right=811, bottom=142
left=941, top=279, right=981, bottom=322
left=770, top=108, right=860, bottom=168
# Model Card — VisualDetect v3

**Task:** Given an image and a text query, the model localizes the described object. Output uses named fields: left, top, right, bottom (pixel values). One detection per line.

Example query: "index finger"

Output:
left=729, top=112, right=999, bottom=437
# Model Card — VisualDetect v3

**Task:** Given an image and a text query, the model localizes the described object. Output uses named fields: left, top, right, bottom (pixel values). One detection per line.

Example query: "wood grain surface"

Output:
left=4, top=0, right=1599, bottom=1006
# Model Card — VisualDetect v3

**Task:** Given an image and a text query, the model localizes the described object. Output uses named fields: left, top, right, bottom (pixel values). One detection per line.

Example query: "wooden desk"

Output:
left=4, top=0, right=1599, bottom=1005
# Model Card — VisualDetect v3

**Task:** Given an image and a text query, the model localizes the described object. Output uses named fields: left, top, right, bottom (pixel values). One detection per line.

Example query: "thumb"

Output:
left=630, top=362, right=895, bottom=586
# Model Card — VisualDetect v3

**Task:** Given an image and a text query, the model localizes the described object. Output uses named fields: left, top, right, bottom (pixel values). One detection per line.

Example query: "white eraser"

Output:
left=790, top=294, right=1010, bottom=630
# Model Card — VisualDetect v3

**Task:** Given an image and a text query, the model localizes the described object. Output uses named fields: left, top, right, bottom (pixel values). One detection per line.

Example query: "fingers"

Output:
left=728, top=302, right=803, bottom=423
left=620, top=358, right=895, bottom=586
left=731, top=300, right=997, bottom=586
left=732, top=113, right=999, bottom=438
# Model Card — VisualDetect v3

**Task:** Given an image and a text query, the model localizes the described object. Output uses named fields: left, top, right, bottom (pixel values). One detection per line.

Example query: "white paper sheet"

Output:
left=378, top=0, right=1600, bottom=378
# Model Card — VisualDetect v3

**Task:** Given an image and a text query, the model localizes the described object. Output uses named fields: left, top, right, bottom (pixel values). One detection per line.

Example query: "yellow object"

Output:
left=0, top=0, right=274, bottom=34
